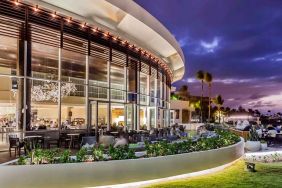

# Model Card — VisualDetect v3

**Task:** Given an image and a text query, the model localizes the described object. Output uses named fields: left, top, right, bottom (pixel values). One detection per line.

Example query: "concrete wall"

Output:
left=0, top=139, right=244, bottom=188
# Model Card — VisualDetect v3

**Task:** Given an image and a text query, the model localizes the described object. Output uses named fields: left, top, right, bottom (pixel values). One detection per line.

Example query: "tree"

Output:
left=254, top=109, right=261, bottom=116
left=204, top=72, right=213, bottom=123
left=238, top=106, right=246, bottom=112
left=196, top=70, right=205, bottom=123
left=177, top=85, right=190, bottom=100
left=170, top=92, right=180, bottom=100
left=212, top=95, right=224, bottom=123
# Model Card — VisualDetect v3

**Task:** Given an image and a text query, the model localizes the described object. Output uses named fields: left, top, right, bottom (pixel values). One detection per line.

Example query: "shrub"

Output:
left=58, top=150, right=71, bottom=163
left=248, top=126, right=260, bottom=141
left=108, top=145, right=136, bottom=160
left=145, top=130, right=240, bottom=157
left=17, top=156, right=27, bottom=165
left=76, top=148, right=87, bottom=162
left=92, top=145, right=104, bottom=161
left=31, top=149, right=58, bottom=164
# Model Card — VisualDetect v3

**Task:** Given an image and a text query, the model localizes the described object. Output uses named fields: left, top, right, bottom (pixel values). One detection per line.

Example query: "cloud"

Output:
left=245, top=92, right=282, bottom=110
left=200, top=37, right=220, bottom=53
left=136, top=0, right=282, bottom=111
left=181, top=78, right=196, bottom=83
left=252, top=51, right=282, bottom=62
left=178, top=36, right=189, bottom=47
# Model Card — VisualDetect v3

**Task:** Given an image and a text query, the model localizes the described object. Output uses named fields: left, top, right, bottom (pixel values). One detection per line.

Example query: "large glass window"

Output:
left=149, top=76, right=156, bottom=106
left=111, top=103, right=125, bottom=130
left=31, top=43, right=59, bottom=80
left=98, top=102, right=108, bottom=130
left=29, top=79, right=59, bottom=130
left=61, top=49, right=86, bottom=83
left=0, top=36, right=18, bottom=75
left=140, top=72, right=148, bottom=105
left=139, top=106, right=147, bottom=130
left=127, top=60, right=137, bottom=103
left=126, top=104, right=133, bottom=130
left=0, top=34, right=22, bottom=148
left=60, top=47, right=86, bottom=129
left=61, top=83, right=86, bottom=129
left=0, top=76, right=22, bottom=148
left=111, top=63, right=125, bottom=101
left=89, top=56, right=108, bottom=100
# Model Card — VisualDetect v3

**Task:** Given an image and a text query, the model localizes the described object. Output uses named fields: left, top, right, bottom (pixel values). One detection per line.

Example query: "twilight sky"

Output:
left=135, top=0, right=282, bottom=112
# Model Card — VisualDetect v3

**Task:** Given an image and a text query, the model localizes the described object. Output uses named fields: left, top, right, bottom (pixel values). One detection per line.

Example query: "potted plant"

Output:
left=245, top=126, right=261, bottom=152
left=260, top=140, right=267, bottom=150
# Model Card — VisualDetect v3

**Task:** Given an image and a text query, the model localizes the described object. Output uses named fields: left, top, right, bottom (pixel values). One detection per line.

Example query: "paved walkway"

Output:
left=245, top=144, right=282, bottom=154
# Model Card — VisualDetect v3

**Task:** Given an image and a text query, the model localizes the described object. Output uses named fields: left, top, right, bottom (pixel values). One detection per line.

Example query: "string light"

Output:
left=81, top=22, right=87, bottom=28
left=14, top=0, right=19, bottom=6
left=51, top=11, right=57, bottom=18
left=33, top=5, right=39, bottom=12
left=66, top=17, right=72, bottom=23
left=103, top=32, right=109, bottom=37
left=11, top=1, right=173, bottom=80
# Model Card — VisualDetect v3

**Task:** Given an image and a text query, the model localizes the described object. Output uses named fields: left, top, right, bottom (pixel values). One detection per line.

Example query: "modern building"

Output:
left=0, top=0, right=185, bottom=134
left=170, top=100, right=194, bottom=125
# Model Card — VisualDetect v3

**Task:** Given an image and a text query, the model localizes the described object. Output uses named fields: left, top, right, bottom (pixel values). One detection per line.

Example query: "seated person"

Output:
left=267, top=129, right=277, bottom=138
left=99, top=129, right=115, bottom=147
left=267, top=124, right=275, bottom=130
left=256, top=129, right=263, bottom=138
left=114, top=132, right=128, bottom=148
left=276, top=125, right=281, bottom=133
left=236, top=120, right=250, bottom=130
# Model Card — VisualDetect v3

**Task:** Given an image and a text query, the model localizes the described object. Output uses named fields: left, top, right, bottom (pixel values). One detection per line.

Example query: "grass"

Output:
left=146, top=160, right=282, bottom=188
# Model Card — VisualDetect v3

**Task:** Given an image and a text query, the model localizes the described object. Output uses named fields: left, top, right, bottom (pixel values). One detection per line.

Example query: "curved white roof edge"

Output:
left=23, top=0, right=185, bottom=82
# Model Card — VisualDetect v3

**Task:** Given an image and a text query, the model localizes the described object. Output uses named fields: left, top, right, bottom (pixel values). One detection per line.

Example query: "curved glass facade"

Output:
left=0, top=1, right=171, bottom=133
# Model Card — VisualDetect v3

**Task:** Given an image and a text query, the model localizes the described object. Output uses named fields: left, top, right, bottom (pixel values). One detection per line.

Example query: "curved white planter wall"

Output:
left=0, top=139, right=244, bottom=188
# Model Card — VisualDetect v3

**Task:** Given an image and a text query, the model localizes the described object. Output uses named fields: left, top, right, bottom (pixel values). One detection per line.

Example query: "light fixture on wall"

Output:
left=31, top=81, right=77, bottom=102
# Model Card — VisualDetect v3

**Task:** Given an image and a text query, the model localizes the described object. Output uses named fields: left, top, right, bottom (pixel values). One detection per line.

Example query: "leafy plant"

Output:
left=92, top=145, right=104, bottom=161
left=76, top=148, right=87, bottom=162
left=17, top=156, right=27, bottom=165
left=59, top=150, right=71, bottom=163
left=248, top=126, right=260, bottom=141
left=108, top=145, right=136, bottom=160
left=145, top=130, right=240, bottom=157
left=31, top=149, right=58, bottom=164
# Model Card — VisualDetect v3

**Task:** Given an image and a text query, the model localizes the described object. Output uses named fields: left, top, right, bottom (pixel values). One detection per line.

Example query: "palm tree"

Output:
left=196, top=70, right=204, bottom=122
left=204, top=72, right=213, bottom=123
left=212, top=95, right=224, bottom=123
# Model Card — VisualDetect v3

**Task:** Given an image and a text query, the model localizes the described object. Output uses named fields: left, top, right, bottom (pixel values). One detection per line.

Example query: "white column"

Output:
left=58, top=48, right=62, bottom=131
left=124, top=66, right=127, bottom=128
left=23, top=41, right=27, bottom=132
left=85, top=55, right=89, bottom=133
left=137, top=70, right=140, bottom=130
left=154, top=78, right=158, bottom=128
left=107, top=60, right=111, bottom=131
left=147, top=75, right=150, bottom=106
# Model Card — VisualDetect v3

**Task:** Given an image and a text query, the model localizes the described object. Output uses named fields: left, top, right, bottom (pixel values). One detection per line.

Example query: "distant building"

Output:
left=225, top=112, right=259, bottom=125
left=0, top=0, right=185, bottom=133
left=170, top=100, right=194, bottom=125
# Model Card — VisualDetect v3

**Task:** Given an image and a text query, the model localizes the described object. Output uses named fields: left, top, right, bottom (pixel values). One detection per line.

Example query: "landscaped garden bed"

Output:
left=0, top=130, right=244, bottom=188
left=15, top=129, right=241, bottom=165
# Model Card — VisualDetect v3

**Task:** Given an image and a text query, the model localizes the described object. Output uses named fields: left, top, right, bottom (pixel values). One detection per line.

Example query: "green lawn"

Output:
left=146, top=160, right=282, bottom=188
